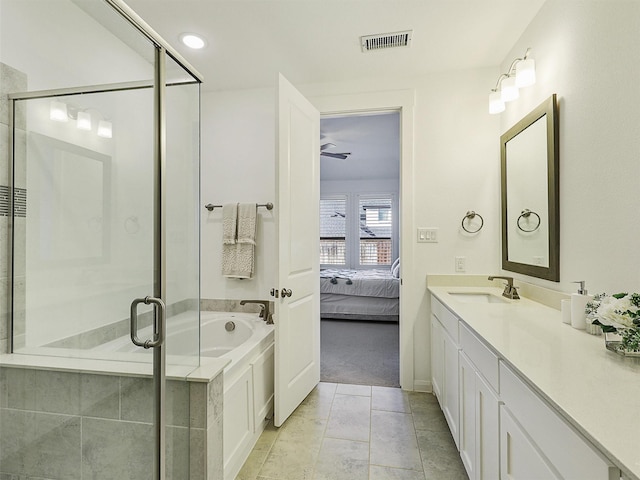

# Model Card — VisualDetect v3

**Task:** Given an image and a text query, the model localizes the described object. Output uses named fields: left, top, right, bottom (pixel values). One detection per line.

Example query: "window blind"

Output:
left=320, top=197, right=347, bottom=265
left=359, top=196, right=392, bottom=265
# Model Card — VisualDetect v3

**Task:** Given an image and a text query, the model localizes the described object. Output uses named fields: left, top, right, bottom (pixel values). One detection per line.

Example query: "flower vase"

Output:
left=604, top=329, right=640, bottom=357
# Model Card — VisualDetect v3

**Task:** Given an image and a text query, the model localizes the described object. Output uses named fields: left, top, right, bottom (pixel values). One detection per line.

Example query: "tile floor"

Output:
left=236, top=382, right=468, bottom=480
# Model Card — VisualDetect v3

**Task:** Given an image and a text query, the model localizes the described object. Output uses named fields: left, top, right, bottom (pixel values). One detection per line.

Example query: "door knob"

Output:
left=281, top=288, right=293, bottom=297
left=270, top=288, right=279, bottom=298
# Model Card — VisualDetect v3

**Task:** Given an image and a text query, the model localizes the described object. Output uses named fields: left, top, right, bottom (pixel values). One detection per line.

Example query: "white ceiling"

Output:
left=125, top=0, right=546, bottom=92
left=320, top=112, right=400, bottom=182
left=123, top=0, right=545, bottom=182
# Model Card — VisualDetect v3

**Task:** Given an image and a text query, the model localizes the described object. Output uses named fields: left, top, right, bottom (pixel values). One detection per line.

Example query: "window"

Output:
left=320, top=194, right=395, bottom=268
left=359, top=197, right=393, bottom=265
left=320, top=196, right=346, bottom=265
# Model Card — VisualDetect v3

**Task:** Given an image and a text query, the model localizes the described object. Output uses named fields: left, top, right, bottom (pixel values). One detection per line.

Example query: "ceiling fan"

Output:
left=320, top=142, right=351, bottom=159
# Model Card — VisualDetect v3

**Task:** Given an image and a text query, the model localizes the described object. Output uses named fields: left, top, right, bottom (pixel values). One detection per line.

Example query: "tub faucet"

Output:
left=488, top=276, right=520, bottom=300
left=239, top=300, right=273, bottom=324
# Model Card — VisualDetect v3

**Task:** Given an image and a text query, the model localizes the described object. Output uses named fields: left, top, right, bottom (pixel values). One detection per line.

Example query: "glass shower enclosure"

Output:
left=1, top=0, right=202, bottom=478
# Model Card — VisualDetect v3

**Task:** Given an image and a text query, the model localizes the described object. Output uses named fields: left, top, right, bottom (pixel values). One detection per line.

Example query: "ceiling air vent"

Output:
left=361, top=30, right=412, bottom=52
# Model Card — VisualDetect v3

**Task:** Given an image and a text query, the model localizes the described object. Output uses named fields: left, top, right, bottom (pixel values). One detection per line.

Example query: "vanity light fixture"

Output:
left=97, top=120, right=113, bottom=138
left=180, top=33, right=206, bottom=49
left=50, top=100, right=68, bottom=122
left=49, top=101, right=113, bottom=138
left=76, top=111, right=92, bottom=131
left=489, top=48, right=536, bottom=114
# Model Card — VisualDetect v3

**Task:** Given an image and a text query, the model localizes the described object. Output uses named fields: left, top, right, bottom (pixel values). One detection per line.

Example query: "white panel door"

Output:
left=274, top=73, right=320, bottom=427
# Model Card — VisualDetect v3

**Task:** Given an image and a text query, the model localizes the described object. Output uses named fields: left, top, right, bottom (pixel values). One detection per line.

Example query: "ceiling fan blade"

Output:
left=320, top=142, right=337, bottom=151
left=320, top=152, right=350, bottom=159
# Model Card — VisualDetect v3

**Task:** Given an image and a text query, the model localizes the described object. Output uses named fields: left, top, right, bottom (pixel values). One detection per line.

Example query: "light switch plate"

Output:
left=417, top=228, right=438, bottom=243
left=455, top=256, right=466, bottom=272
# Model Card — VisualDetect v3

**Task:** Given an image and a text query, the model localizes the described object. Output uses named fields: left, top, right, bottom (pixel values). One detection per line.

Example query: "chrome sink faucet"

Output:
left=239, top=300, right=273, bottom=324
left=488, top=276, right=520, bottom=300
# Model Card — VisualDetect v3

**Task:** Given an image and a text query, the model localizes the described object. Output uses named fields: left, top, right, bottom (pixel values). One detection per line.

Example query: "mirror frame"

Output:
left=501, top=94, right=559, bottom=281
left=29, top=132, right=112, bottom=266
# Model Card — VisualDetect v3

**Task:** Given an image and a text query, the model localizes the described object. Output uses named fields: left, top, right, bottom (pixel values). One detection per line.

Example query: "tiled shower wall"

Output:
left=0, top=367, right=224, bottom=480
left=1, top=62, right=27, bottom=355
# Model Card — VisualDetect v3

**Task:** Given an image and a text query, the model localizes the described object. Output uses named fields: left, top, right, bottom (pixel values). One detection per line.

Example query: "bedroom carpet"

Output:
left=320, top=319, right=400, bottom=387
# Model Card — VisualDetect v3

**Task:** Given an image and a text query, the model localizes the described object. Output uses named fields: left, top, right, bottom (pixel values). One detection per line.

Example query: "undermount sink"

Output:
left=447, top=292, right=508, bottom=304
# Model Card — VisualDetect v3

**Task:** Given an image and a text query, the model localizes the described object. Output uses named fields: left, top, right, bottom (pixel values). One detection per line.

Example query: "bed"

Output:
left=320, top=267, right=400, bottom=322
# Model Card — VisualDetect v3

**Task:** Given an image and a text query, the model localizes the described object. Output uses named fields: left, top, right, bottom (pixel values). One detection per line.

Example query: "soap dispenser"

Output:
left=570, top=281, right=593, bottom=330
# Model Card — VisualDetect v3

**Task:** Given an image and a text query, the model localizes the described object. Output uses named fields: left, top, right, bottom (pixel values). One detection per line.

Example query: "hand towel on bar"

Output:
left=222, top=203, right=238, bottom=245
left=222, top=203, right=257, bottom=279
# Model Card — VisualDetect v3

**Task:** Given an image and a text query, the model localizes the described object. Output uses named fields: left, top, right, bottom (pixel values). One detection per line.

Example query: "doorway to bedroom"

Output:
left=319, top=111, right=401, bottom=387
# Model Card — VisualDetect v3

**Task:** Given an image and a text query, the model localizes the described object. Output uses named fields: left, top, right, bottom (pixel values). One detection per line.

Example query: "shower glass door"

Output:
left=1, top=0, right=201, bottom=478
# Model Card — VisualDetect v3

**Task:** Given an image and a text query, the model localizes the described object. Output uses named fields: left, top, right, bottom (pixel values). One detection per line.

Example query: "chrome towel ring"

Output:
left=462, top=211, right=484, bottom=234
left=517, top=209, right=541, bottom=232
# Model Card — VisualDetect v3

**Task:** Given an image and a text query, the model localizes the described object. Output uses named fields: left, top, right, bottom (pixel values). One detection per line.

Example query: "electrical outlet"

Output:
left=455, top=256, right=466, bottom=272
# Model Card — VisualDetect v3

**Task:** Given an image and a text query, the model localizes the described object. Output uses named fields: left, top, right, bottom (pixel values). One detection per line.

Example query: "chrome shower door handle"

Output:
left=130, top=296, right=166, bottom=349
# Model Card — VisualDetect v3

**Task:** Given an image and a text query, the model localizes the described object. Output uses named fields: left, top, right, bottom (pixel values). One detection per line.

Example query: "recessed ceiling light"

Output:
left=180, top=33, right=206, bottom=49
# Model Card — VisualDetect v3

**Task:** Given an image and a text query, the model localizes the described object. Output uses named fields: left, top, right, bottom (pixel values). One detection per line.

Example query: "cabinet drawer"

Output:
left=431, top=295, right=459, bottom=342
left=460, top=322, right=499, bottom=393
left=500, top=363, right=619, bottom=480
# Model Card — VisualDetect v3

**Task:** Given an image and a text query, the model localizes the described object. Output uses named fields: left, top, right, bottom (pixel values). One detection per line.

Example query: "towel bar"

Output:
left=204, top=202, right=274, bottom=212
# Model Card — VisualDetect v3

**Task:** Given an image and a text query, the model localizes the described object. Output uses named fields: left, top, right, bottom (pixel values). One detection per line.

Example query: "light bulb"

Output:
left=516, top=58, right=536, bottom=87
left=489, top=91, right=505, bottom=114
left=500, top=77, right=519, bottom=102
left=97, top=120, right=113, bottom=138
left=77, top=111, right=92, bottom=131
left=181, top=33, right=206, bottom=49
left=50, top=101, right=68, bottom=122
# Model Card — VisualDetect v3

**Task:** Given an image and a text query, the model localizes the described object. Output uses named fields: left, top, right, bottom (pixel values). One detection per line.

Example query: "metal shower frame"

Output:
left=6, top=1, right=202, bottom=478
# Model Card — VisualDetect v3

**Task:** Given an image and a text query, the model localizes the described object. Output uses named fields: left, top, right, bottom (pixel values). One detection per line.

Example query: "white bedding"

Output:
left=320, top=293, right=399, bottom=321
left=320, top=268, right=399, bottom=299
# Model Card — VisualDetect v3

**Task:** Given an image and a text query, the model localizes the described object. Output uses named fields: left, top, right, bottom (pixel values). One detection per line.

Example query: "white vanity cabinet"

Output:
left=500, top=363, right=619, bottom=480
left=430, top=295, right=461, bottom=448
left=429, top=291, right=622, bottom=480
left=499, top=403, right=560, bottom=479
left=458, top=323, right=500, bottom=480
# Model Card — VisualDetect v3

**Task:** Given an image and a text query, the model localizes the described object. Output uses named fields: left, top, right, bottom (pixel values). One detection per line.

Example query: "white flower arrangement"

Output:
left=587, top=292, right=640, bottom=352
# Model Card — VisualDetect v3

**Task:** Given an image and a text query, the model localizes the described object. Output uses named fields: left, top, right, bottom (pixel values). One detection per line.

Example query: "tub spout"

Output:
left=239, top=300, right=273, bottom=324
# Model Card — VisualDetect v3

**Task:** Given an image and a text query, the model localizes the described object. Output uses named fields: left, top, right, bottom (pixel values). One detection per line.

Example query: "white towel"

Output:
left=222, top=203, right=257, bottom=279
left=237, top=203, right=257, bottom=245
left=222, top=203, right=238, bottom=245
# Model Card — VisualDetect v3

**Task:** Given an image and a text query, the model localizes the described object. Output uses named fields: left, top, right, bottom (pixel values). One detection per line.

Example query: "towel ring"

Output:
left=517, top=209, right=541, bottom=232
left=461, top=211, right=484, bottom=234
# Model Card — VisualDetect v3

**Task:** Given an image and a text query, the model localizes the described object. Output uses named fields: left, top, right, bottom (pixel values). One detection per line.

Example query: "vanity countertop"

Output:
left=429, top=285, right=640, bottom=480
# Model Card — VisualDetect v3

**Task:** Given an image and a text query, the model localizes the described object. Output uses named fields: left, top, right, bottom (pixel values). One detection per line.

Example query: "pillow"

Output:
left=392, top=263, right=400, bottom=278
left=390, top=257, right=400, bottom=273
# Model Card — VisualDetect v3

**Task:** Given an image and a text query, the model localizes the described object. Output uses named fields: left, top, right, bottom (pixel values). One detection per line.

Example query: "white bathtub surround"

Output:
left=220, top=314, right=275, bottom=480
left=428, top=285, right=640, bottom=480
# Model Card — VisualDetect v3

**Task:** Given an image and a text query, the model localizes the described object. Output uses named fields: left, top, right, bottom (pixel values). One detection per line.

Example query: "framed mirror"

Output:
left=501, top=94, right=559, bottom=281
left=29, top=133, right=112, bottom=265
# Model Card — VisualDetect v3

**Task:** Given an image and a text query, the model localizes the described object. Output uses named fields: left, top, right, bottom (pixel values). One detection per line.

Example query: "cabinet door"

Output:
left=459, top=352, right=477, bottom=478
left=476, top=372, right=500, bottom=480
left=442, top=326, right=460, bottom=449
left=500, top=405, right=560, bottom=480
left=431, top=314, right=443, bottom=402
